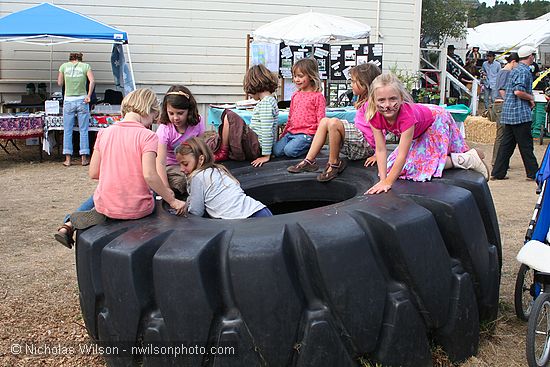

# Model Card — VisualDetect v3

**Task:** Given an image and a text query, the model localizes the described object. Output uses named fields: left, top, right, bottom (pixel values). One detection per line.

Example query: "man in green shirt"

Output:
left=57, top=52, right=95, bottom=166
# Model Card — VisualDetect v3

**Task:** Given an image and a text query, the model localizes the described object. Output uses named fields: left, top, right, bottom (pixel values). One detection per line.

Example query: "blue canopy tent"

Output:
left=0, top=2, right=135, bottom=94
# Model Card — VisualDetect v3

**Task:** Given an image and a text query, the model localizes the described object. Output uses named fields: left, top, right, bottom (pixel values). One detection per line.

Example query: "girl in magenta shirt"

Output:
left=156, top=85, right=205, bottom=196
left=287, top=63, right=382, bottom=181
left=366, top=73, right=489, bottom=195
left=273, top=58, right=325, bottom=158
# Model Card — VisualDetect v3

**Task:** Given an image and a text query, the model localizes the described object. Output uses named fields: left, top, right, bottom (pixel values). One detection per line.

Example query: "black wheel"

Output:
left=75, top=158, right=501, bottom=367
left=516, top=264, right=536, bottom=321
left=526, top=292, right=550, bottom=367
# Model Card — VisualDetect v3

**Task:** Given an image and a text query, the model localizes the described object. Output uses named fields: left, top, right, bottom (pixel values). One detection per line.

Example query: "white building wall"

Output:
left=0, top=0, right=421, bottom=120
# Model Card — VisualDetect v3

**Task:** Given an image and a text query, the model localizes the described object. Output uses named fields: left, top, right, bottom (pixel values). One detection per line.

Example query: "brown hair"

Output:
left=121, top=88, right=159, bottom=118
left=69, top=52, right=83, bottom=62
left=292, top=58, right=322, bottom=92
left=505, top=52, right=519, bottom=63
left=175, top=137, right=238, bottom=183
left=159, top=85, right=200, bottom=126
left=243, top=64, right=279, bottom=95
left=366, top=73, right=414, bottom=120
left=350, top=63, right=382, bottom=109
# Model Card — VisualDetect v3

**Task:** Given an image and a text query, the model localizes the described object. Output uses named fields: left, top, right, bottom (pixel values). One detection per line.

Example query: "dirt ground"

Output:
left=0, top=137, right=547, bottom=367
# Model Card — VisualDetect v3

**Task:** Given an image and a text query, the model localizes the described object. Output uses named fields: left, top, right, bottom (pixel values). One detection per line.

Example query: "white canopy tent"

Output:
left=467, top=15, right=550, bottom=52
left=251, top=11, right=371, bottom=45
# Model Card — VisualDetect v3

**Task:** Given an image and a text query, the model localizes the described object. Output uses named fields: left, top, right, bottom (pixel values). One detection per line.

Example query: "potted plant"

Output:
left=411, top=88, right=420, bottom=103
left=448, top=97, right=458, bottom=105
left=458, top=96, right=470, bottom=106
left=430, top=93, right=440, bottom=105
left=418, top=89, right=431, bottom=104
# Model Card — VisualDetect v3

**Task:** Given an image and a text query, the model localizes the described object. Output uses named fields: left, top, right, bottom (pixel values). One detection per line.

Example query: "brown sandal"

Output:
left=317, top=159, right=347, bottom=182
left=54, top=223, right=75, bottom=249
left=287, top=158, right=319, bottom=173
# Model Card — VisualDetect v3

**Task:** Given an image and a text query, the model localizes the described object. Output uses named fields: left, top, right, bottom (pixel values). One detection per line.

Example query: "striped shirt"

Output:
left=500, top=63, right=533, bottom=125
left=249, top=95, right=278, bottom=155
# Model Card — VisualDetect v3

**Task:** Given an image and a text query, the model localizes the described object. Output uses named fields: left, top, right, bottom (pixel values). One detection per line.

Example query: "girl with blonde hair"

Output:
left=366, top=73, right=489, bottom=195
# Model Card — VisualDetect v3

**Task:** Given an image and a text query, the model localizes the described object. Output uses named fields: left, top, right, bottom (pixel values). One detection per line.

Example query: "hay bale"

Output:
left=465, top=116, right=496, bottom=144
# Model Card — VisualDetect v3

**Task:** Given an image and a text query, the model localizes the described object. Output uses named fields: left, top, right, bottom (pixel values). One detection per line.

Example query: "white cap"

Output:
left=517, top=45, right=536, bottom=58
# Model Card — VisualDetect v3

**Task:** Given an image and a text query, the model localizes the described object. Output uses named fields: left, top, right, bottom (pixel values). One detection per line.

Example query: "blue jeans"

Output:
left=273, top=133, right=313, bottom=158
left=64, top=195, right=94, bottom=223
left=63, top=97, right=91, bottom=155
left=250, top=207, right=273, bottom=217
left=483, top=86, right=499, bottom=110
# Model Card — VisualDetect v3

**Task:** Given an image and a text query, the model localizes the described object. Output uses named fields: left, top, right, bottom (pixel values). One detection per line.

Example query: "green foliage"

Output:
left=421, top=0, right=469, bottom=47
left=388, top=63, right=421, bottom=92
left=469, top=1, right=550, bottom=27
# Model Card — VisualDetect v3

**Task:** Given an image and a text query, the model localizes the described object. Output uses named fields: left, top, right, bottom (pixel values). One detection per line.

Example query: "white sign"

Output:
left=45, top=100, right=60, bottom=115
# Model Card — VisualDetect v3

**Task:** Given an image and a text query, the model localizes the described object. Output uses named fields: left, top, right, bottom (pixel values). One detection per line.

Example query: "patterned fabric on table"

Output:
left=0, top=115, right=44, bottom=139
left=44, top=114, right=121, bottom=132
left=92, top=115, right=121, bottom=128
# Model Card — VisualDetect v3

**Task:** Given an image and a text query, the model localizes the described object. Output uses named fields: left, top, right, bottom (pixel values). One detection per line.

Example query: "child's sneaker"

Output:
left=451, top=149, right=489, bottom=181
left=71, top=209, right=107, bottom=230
left=287, top=159, right=319, bottom=173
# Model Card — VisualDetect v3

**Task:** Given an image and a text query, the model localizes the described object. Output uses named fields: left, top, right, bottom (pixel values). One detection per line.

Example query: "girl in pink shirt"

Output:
left=287, top=63, right=381, bottom=181
left=156, top=85, right=205, bottom=196
left=366, top=73, right=489, bottom=195
left=54, top=89, right=186, bottom=249
left=273, top=58, right=325, bottom=158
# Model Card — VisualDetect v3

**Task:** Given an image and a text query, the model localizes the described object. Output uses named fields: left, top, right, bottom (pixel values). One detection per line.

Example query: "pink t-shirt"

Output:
left=369, top=103, right=434, bottom=139
left=93, top=121, right=158, bottom=220
left=283, top=90, right=326, bottom=136
left=353, top=102, right=377, bottom=148
left=156, top=116, right=205, bottom=165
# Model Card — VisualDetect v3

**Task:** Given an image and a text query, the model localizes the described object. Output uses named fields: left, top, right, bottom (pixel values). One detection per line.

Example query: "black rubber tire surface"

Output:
left=76, top=157, right=501, bottom=367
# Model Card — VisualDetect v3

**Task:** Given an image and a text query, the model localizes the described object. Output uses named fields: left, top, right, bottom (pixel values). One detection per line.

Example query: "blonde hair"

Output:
left=244, top=64, right=279, bottom=95
left=121, top=88, right=160, bottom=118
left=366, top=73, right=414, bottom=120
left=350, top=63, right=382, bottom=109
left=292, top=58, right=322, bottom=92
left=175, top=137, right=238, bottom=183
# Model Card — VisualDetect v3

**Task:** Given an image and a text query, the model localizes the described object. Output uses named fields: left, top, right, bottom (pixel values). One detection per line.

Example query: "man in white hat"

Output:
left=491, top=45, right=539, bottom=180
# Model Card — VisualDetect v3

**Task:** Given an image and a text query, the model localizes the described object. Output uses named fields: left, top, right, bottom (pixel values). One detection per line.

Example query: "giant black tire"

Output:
left=75, top=157, right=501, bottom=367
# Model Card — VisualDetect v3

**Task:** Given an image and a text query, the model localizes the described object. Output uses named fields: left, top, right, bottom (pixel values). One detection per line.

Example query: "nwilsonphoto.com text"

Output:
left=9, top=341, right=237, bottom=358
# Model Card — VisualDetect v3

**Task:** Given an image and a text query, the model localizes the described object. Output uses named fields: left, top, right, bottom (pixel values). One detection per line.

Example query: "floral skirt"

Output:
left=386, top=104, right=469, bottom=182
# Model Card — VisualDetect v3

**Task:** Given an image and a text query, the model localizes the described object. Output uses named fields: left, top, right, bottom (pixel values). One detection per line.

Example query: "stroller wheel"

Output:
left=526, top=292, right=550, bottom=367
left=515, top=264, right=536, bottom=321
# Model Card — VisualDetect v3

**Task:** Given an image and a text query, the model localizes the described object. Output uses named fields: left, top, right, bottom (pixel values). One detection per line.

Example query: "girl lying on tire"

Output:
left=366, top=73, right=489, bottom=195
left=54, top=89, right=186, bottom=249
left=156, top=85, right=205, bottom=197
left=214, top=64, right=279, bottom=167
left=287, top=63, right=382, bottom=182
left=176, top=138, right=273, bottom=219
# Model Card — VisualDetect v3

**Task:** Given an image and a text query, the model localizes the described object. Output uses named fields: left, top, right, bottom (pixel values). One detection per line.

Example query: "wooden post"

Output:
left=246, top=34, right=251, bottom=73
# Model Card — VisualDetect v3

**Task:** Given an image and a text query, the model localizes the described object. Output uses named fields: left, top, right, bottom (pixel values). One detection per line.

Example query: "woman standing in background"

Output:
left=58, top=52, right=95, bottom=167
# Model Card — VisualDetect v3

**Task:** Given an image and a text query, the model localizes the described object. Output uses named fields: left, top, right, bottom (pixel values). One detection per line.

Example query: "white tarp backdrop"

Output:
left=252, top=11, right=371, bottom=45
left=467, top=14, right=550, bottom=52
